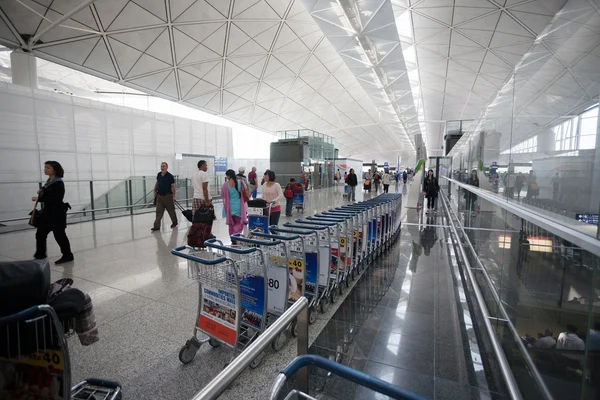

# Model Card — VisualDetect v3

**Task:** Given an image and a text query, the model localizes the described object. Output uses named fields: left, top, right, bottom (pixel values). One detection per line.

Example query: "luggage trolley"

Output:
left=343, top=203, right=378, bottom=263
left=283, top=223, right=334, bottom=313
left=338, top=205, right=370, bottom=268
left=0, top=259, right=121, bottom=400
left=171, top=244, right=268, bottom=368
left=308, top=214, right=356, bottom=286
left=293, top=192, right=305, bottom=213
left=293, top=219, right=344, bottom=302
left=226, top=235, right=294, bottom=351
left=270, top=226, right=326, bottom=324
left=368, top=198, right=393, bottom=251
left=323, top=208, right=365, bottom=273
left=235, top=231, right=308, bottom=336
left=247, top=199, right=273, bottom=235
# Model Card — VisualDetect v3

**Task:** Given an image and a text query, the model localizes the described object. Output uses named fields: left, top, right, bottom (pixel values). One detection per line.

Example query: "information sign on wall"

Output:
left=215, top=157, right=228, bottom=172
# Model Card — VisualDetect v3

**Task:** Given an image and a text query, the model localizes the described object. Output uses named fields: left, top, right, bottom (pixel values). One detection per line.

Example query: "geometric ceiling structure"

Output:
left=393, top=0, right=571, bottom=154
left=449, top=0, right=600, bottom=158
left=0, top=0, right=594, bottom=161
left=303, top=0, right=419, bottom=153
left=0, top=0, right=417, bottom=164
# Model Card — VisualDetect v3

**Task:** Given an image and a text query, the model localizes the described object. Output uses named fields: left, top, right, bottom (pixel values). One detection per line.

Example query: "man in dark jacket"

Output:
left=346, top=169, right=358, bottom=202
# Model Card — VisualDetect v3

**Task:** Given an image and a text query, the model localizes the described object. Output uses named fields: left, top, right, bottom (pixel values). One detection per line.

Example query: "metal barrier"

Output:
left=189, top=297, right=310, bottom=400
left=439, top=190, right=553, bottom=400
left=441, top=176, right=600, bottom=258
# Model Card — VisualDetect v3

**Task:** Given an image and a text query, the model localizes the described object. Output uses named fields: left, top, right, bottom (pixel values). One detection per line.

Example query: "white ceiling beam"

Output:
left=28, top=0, right=99, bottom=46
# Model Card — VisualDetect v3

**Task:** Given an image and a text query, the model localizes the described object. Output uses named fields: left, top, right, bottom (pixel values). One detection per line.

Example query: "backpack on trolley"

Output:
left=188, top=204, right=216, bottom=248
left=0, top=259, right=121, bottom=399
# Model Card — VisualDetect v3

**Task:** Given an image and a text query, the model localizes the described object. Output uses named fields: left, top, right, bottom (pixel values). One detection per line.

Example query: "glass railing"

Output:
left=0, top=176, right=225, bottom=233
left=441, top=178, right=600, bottom=400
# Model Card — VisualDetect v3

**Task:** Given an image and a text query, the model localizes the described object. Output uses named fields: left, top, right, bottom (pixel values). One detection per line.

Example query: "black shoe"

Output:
left=151, top=227, right=160, bottom=232
left=55, top=255, right=74, bottom=265
left=171, top=223, right=178, bottom=228
left=34, top=255, right=46, bottom=260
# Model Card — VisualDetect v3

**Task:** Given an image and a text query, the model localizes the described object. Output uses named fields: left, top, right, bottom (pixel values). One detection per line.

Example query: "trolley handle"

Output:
left=204, top=239, right=260, bottom=254
left=230, top=234, right=283, bottom=247
left=241, top=231, right=301, bottom=241
left=270, top=227, right=315, bottom=235
left=283, top=223, right=327, bottom=231
left=272, top=355, right=428, bottom=400
left=313, top=214, right=349, bottom=221
left=171, top=246, right=228, bottom=264
left=295, top=219, right=337, bottom=227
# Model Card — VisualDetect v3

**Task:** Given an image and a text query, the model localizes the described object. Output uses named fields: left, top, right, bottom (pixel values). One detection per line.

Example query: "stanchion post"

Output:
left=297, top=303, right=309, bottom=394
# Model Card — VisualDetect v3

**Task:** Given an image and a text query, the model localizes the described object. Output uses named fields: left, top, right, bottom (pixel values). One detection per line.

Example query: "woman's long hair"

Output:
left=225, top=169, right=240, bottom=194
left=45, top=161, right=64, bottom=180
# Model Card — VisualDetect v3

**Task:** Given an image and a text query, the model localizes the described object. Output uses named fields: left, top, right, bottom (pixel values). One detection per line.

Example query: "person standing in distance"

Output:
left=382, top=171, right=391, bottom=193
left=248, top=167, right=257, bottom=199
left=192, top=160, right=212, bottom=215
left=151, top=162, right=178, bottom=231
left=32, top=161, right=74, bottom=264
left=346, top=168, right=358, bottom=202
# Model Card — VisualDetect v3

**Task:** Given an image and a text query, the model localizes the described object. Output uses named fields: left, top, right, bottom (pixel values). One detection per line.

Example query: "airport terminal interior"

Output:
left=0, top=0, right=600, bottom=399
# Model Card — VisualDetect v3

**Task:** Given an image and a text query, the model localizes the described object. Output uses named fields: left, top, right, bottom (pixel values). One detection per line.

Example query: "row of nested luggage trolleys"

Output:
left=171, top=193, right=403, bottom=368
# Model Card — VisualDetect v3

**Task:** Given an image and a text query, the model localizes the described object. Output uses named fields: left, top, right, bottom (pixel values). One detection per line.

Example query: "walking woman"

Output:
left=465, top=169, right=479, bottom=213
left=32, top=161, right=74, bottom=264
left=260, top=170, right=285, bottom=226
left=221, top=169, right=248, bottom=236
left=423, top=169, right=439, bottom=214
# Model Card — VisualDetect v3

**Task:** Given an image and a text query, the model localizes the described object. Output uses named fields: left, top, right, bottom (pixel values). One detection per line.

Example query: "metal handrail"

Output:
left=190, top=297, right=310, bottom=400
left=0, top=197, right=223, bottom=224
left=440, top=191, right=552, bottom=400
left=440, top=176, right=600, bottom=258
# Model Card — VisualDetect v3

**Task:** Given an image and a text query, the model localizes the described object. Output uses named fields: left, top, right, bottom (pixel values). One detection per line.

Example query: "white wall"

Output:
left=335, top=158, right=363, bottom=182
left=0, top=82, right=233, bottom=220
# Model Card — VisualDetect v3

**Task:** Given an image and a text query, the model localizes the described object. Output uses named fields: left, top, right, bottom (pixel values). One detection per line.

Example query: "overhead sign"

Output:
left=576, top=214, right=599, bottom=225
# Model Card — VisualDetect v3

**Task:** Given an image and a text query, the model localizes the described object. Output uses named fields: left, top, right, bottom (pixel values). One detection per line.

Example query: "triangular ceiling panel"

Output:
left=175, top=0, right=226, bottom=22
left=83, top=40, right=118, bottom=78
left=134, top=0, right=167, bottom=21
left=108, top=38, right=142, bottom=77
left=107, top=1, right=164, bottom=31
left=110, top=28, right=165, bottom=53
left=173, top=28, right=200, bottom=64
left=39, top=38, right=100, bottom=66
left=145, top=29, right=175, bottom=64
left=127, top=54, right=171, bottom=78
left=206, top=0, right=231, bottom=17
left=184, top=79, right=220, bottom=99
left=236, top=0, right=281, bottom=20
left=129, top=70, right=171, bottom=91
left=452, top=6, right=498, bottom=26
left=229, top=55, right=268, bottom=78
left=178, top=69, right=200, bottom=97
left=176, top=23, right=225, bottom=44
left=94, top=0, right=129, bottom=30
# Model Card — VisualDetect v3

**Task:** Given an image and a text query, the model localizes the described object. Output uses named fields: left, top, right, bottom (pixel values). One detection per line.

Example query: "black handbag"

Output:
left=193, top=204, right=216, bottom=225
left=28, top=200, right=41, bottom=227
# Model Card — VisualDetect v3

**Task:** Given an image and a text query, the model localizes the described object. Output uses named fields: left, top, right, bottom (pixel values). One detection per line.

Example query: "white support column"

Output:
left=10, top=50, right=38, bottom=88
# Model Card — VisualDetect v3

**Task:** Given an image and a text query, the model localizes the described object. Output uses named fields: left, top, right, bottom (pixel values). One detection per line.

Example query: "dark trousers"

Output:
left=427, top=196, right=437, bottom=209
left=383, top=184, right=389, bottom=193
left=466, top=196, right=476, bottom=211
left=154, top=194, right=177, bottom=228
left=270, top=211, right=281, bottom=227
left=285, top=199, right=293, bottom=216
left=35, top=226, right=72, bottom=258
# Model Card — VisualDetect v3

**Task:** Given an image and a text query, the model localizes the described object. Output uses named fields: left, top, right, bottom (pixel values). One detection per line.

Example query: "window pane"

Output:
left=580, top=117, right=597, bottom=135
left=582, top=105, right=599, bottom=119
left=579, top=134, right=596, bottom=150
